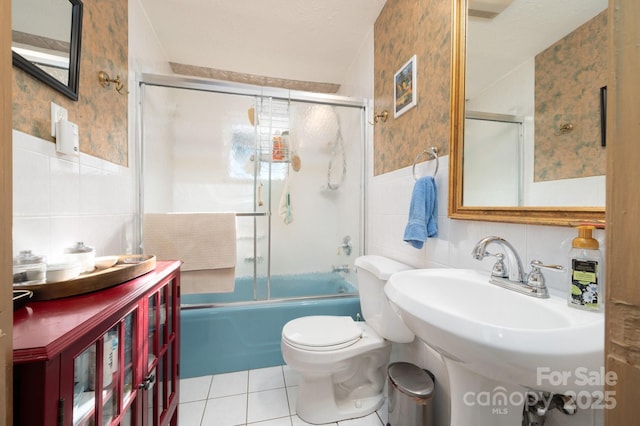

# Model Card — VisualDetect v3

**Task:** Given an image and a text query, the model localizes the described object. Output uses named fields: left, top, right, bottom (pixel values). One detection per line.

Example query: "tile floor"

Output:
left=179, top=365, right=388, bottom=426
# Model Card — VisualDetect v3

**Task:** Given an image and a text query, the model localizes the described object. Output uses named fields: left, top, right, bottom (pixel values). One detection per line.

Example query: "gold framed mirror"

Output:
left=448, top=0, right=606, bottom=226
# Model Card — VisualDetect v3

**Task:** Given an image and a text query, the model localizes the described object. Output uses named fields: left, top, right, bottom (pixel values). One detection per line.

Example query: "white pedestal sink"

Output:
left=385, top=269, right=605, bottom=426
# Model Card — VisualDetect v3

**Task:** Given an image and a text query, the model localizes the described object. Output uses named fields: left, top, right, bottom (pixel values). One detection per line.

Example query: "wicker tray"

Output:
left=13, top=255, right=156, bottom=301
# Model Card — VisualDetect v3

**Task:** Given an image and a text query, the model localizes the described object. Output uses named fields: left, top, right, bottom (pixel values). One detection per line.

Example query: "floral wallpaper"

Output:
left=534, top=10, right=607, bottom=182
left=12, top=0, right=128, bottom=166
left=373, top=0, right=452, bottom=176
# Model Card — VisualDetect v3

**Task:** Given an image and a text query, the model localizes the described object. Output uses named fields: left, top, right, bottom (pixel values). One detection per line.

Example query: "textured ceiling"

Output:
left=138, top=0, right=606, bottom=95
left=139, top=0, right=387, bottom=85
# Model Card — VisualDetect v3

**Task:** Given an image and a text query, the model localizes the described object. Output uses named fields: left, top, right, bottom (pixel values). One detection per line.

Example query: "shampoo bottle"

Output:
left=272, top=131, right=283, bottom=161
left=568, top=226, right=603, bottom=312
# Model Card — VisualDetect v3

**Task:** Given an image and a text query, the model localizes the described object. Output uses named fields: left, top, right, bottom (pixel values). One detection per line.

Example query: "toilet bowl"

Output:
left=281, top=255, right=414, bottom=424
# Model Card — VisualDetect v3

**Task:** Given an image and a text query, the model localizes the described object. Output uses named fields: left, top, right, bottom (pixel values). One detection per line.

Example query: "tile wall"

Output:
left=12, top=130, right=135, bottom=260
left=366, top=154, right=605, bottom=295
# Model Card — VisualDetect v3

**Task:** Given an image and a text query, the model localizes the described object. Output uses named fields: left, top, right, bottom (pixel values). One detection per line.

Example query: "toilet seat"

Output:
left=282, top=316, right=362, bottom=351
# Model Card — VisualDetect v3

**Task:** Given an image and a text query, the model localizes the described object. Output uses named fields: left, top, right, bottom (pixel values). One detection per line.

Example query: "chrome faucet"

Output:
left=472, top=236, right=525, bottom=284
left=332, top=264, right=352, bottom=273
left=472, top=236, right=563, bottom=298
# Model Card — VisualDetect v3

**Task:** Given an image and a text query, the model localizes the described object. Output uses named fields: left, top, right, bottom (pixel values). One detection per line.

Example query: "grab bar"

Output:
left=412, top=147, right=439, bottom=180
left=236, top=212, right=270, bottom=217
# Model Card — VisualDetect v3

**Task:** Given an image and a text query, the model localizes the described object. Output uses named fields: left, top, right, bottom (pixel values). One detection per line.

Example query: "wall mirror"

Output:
left=449, top=0, right=607, bottom=226
left=12, top=0, right=83, bottom=101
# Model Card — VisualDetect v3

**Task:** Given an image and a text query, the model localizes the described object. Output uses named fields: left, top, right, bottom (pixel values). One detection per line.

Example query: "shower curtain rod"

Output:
left=136, top=73, right=367, bottom=109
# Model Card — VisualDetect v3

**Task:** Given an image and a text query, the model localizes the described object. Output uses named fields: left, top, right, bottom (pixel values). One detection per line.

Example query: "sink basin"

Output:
left=385, top=268, right=605, bottom=394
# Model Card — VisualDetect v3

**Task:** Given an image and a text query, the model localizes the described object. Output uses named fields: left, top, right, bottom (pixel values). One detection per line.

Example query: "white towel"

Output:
left=143, top=213, right=236, bottom=293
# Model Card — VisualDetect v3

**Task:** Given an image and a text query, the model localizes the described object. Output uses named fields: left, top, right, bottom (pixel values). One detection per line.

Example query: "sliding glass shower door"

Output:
left=138, top=76, right=365, bottom=302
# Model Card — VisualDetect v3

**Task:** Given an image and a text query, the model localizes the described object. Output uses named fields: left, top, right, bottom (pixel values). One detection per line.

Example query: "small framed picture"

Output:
left=394, top=55, right=417, bottom=118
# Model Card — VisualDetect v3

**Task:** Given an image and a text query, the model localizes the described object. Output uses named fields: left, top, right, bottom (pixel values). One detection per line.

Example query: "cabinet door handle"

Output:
left=138, top=373, right=156, bottom=390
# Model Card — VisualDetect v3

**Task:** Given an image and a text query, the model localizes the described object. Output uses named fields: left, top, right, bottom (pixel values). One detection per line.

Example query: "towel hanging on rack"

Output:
left=403, top=176, right=438, bottom=249
left=412, top=147, right=439, bottom=180
left=143, top=212, right=237, bottom=293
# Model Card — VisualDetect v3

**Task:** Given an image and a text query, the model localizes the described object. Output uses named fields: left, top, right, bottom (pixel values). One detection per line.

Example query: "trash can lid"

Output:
left=388, top=362, right=435, bottom=399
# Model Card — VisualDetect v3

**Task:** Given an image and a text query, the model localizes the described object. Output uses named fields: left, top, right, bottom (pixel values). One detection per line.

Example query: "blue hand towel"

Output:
left=403, top=176, right=438, bottom=249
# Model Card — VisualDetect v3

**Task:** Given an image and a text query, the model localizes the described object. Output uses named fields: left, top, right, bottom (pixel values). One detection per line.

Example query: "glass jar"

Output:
left=13, top=250, right=47, bottom=284
left=65, top=242, right=95, bottom=273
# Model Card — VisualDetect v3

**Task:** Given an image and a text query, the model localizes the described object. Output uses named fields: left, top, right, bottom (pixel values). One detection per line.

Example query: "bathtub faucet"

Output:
left=332, top=264, right=352, bottom=273
left=338, top=235, right=352, bottom=256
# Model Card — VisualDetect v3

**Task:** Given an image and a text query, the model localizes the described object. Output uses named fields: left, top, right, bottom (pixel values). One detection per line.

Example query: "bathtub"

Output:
left=180, top=272, right=361, bottom=378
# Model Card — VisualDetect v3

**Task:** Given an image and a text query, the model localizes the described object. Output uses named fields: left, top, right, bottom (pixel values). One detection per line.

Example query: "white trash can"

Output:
left=387, top=362, right=435, bottom=426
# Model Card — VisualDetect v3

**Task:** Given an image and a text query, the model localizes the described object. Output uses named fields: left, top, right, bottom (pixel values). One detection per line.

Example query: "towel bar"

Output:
left=412, top=147, right=439, bottom=180
left=236, top=212, right=270, bottom=217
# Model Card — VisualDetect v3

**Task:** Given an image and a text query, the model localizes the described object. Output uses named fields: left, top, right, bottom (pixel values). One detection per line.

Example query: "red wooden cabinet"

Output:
left=13, top=261, right=181, bottom=426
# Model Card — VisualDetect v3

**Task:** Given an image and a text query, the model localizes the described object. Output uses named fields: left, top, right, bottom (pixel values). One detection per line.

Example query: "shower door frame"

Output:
left=134, top=73, right=369, bottom=301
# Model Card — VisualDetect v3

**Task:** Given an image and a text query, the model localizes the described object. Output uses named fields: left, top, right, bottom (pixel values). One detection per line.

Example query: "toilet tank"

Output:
left=354, top=255, right=415, bottom=343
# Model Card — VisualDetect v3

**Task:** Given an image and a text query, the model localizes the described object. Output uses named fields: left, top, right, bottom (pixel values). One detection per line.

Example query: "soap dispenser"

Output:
left=568, top=226, right=603, bottom=312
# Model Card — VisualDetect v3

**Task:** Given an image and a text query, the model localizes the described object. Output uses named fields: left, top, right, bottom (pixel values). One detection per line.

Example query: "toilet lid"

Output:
left=282, top=316, right=363, bottom=351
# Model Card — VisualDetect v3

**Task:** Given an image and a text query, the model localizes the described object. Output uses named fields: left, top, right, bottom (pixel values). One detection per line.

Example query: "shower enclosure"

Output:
left=135, top=74, right=367, bottom=305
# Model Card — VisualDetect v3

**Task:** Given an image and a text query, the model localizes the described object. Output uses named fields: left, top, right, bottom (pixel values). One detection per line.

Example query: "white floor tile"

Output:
left=249, top=366, right=286, bottom=392
left=286, top=386, right=298, bottom=415
left=179, top=367, right=385, bottom=426
left=376, top=397, right=388, bottom=425
left=202, top=394, right=248, bottom=426
left=180, top=375, right=213, bottom=403
left=249, top=416, right=293, bottom=425
left=178, top=400, right=206, bottom=425
left=282, top=364, right=300, bottom=387
left=291, top=415, right=336, bottom=425
left=210, top=370, right=249, bottom=398
left=247, top=388, right=291, bottom=423
left=337, top=412, right=384, bottom=425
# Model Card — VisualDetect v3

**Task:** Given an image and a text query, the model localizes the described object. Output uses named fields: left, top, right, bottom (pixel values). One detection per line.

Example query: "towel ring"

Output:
left=412, top=147, right=439, bottom=181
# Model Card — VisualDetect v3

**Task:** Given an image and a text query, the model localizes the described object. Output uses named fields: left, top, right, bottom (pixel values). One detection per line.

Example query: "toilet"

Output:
left=281, top=255, right=414, bottom=424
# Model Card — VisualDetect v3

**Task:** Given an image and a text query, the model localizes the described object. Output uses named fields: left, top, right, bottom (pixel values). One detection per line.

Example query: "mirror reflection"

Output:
left=463, top=0, right=607, bottom=208
left=12, top=0, right=83, bottom=100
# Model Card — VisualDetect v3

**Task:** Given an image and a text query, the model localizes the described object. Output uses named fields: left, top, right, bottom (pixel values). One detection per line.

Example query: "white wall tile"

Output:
left=13, top=144, right=50, bottom=217
left=366, top=153, right=596, bottom=281
left=49, top=156, right=80, bottom=215
left=12, top=217, right=51, bottom=256
left=79, top=162, right=104, bottom=215
left=12, top=130, right=135, bottom=260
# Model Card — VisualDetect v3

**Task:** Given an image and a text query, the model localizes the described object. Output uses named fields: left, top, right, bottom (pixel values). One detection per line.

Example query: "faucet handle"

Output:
left=527, top=260, right=565, bottom=288
left=486, top=252, right=508, bottom=278
left=530, top=260, right=564, bottom=272
left=492, top=253, right=508, bottom=278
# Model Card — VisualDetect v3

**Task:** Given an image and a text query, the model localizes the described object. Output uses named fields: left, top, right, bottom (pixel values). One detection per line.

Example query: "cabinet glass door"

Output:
left=145, top=278, right=179, bottom=424
left=72, top=317, right=133, bottom=426
left=73, top=344, right=96, bottom=425
left=102, top=325, right=120, bottom=424
left=146, top=290, right=158, bottom=422
left=122, top=311, right=136, bottom=421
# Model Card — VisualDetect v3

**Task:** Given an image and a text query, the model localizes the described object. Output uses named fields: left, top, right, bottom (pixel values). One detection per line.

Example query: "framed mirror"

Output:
left=12, top=0, right=83, bottom=101
left=449, top=0, right=607, bottom=226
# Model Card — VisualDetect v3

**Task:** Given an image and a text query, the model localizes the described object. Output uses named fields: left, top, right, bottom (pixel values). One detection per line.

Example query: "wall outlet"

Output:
left=50, top=102, right=68, bottom=137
